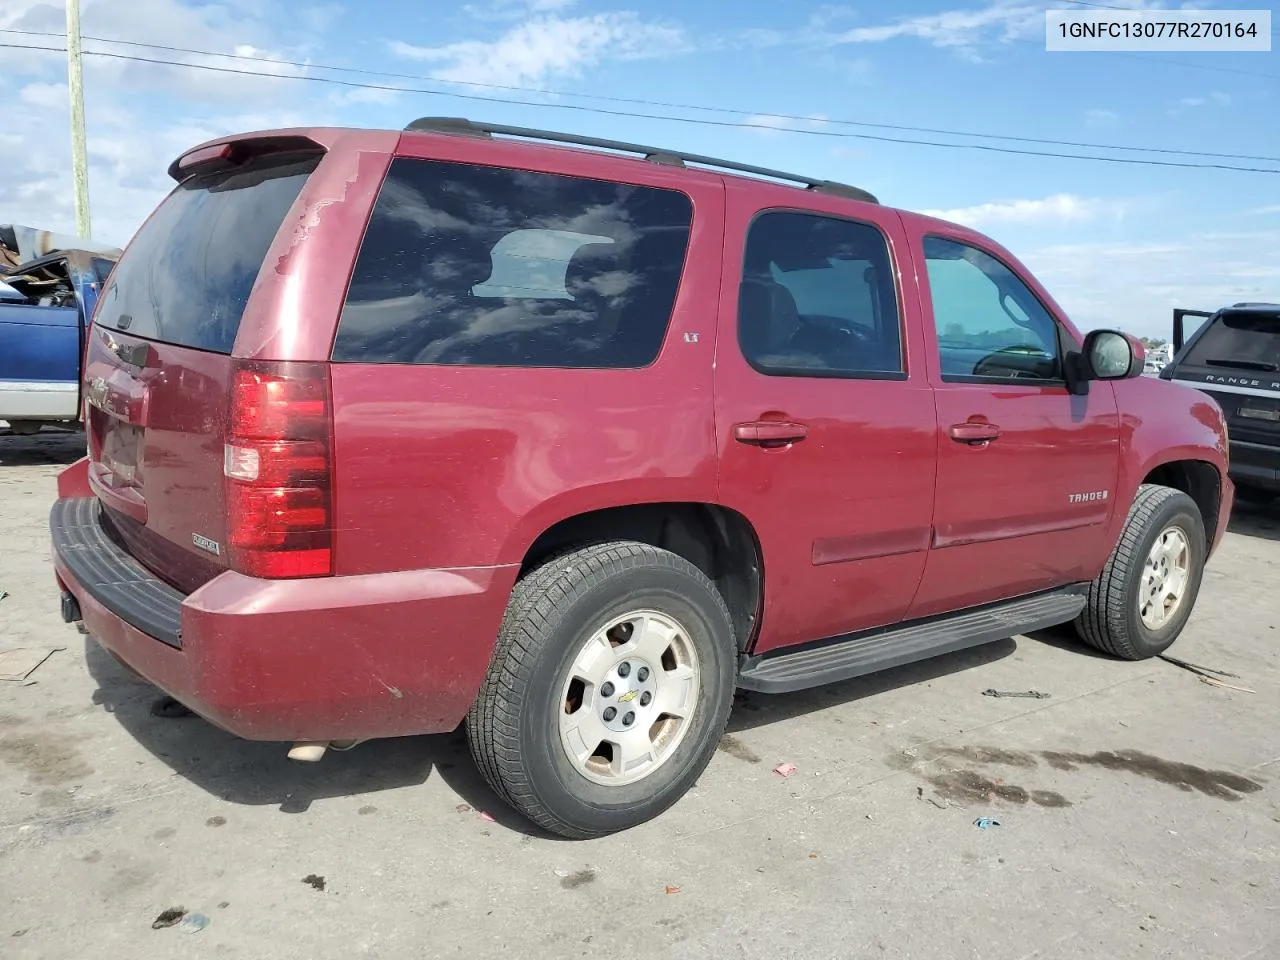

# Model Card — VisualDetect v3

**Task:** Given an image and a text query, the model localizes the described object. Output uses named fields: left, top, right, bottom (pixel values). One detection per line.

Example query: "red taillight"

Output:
left=225, top=361, right=334, bottom=579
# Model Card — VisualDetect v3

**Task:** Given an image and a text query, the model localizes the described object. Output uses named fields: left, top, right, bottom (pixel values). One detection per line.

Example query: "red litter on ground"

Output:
left=479, top=811, right=496, bottom=822
left=773, top=763, right=798, bottom=778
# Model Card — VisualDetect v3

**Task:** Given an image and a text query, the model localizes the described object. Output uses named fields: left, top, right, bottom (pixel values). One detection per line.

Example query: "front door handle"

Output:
left=949, top=422, right=1002, bottom=445
left=734, top=421, right=808, bottom=447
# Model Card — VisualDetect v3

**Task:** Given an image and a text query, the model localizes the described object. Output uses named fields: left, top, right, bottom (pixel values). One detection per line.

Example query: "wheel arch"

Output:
left=1140, top=458, right=1222, bottom=550
left=518, top=501, right=764, bottom=652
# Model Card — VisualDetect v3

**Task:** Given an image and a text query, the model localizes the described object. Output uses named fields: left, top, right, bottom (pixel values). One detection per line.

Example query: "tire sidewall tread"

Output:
left=1076, top=483, right=1206, bottom=660
left=466, top=541, right=735, bottom=839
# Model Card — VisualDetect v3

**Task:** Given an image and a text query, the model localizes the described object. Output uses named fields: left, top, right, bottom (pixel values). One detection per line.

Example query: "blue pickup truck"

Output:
left=0, top=248, right=117, bottom=434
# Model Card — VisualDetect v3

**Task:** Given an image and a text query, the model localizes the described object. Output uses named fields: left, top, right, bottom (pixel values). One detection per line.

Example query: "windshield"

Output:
left=94, top=152, right=319, bottom=354
left=1183, top=310, right=1280, bottom=370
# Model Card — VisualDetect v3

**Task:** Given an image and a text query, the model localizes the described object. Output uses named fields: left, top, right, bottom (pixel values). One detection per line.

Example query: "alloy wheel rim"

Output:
left=1139, top=526, right=1191, bottom=631
left=557, top=609, right=700, bottom=787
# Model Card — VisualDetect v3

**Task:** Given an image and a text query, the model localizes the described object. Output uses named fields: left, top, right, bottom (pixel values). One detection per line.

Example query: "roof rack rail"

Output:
left=403, top=117, right=879, bottom=205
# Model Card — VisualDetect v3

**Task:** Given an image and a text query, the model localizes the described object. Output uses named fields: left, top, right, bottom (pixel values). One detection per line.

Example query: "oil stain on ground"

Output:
left=0, top=733, right=93, bottom=785
left=1041, top=749, right=1262, bottom=801
left=560, top=868, right=596, bottom=890
left=927, top=769, right=1070, bottom=808
left=717, top=734, right=761, bottom=764
left=897, top=743, right=1260, bottom=807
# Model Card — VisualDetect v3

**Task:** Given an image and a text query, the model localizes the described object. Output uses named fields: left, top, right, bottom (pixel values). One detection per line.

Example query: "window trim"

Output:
left=922, top=233, right=1069, bottom=388
left=330, top=155, right=696, bottom=370
left=737, top=207, right=908, bottom=382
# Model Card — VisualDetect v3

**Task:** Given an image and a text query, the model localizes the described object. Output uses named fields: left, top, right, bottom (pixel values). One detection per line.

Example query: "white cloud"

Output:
left=1250, top=205, right=1280, bottom=216
left=0, top=0, right=344, bottom=246
left=1021, top=230, right=1280, bottom=339
left=1170, top=91, right=1232, bottom=114
left=828, top=0, right=1167, bottom=55
left=920, top=194, right=1130, bottom=228
left=390, top=12, right=685, bottom=88
left=463, top=0, right=579, bottom=21
left=1085, top=108, right=1119, bottom=127
left=830, top=2, right=1042, bottom=50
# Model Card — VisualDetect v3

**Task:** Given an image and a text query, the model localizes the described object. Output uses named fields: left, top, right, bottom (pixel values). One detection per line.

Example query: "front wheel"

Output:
left=466, top=541, right=736, bottom=839
left=1075, top=484, right=1206, bottom=660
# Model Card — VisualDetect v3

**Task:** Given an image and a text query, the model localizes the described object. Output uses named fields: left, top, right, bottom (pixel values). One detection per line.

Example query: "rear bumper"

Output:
left=51, top=495, right=517, bottom=741
left=1228, top=439, right=1280, bottom=491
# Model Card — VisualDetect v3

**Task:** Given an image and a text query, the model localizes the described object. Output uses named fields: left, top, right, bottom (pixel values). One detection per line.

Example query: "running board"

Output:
left=737, top=587, right=1087, bottom=694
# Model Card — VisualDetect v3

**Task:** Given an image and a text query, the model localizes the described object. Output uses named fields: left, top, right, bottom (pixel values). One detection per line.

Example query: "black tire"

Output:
left=465, top=541, right=736, bottom=839
left=1075, top=484, right=1206, bottom=660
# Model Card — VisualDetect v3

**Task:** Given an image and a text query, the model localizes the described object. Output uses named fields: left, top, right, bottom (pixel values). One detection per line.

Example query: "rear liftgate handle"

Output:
left=734, top=421, right=809, bottom=448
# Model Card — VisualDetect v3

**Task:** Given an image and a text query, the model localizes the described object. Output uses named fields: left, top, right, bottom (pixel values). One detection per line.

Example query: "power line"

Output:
left=4, top=28, right=1278, bottom=164
left=4, top=39, right=1279, bottom=175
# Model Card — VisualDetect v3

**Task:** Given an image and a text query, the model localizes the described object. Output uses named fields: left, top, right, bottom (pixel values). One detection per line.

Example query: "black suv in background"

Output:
left=1163, top=303, right=1280, bottom=504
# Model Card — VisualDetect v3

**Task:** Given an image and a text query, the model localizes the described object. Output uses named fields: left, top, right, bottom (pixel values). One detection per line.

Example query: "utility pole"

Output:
left=66, top=0, right=92, bottom=239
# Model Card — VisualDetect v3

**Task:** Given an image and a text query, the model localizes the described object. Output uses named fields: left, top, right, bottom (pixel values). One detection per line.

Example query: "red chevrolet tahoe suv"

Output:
left=50, top=118, right=1233, bottom=839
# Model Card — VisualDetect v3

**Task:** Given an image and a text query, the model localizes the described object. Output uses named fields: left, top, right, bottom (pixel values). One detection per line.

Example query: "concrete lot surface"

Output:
left=2, top=428, right=1277, bottom=960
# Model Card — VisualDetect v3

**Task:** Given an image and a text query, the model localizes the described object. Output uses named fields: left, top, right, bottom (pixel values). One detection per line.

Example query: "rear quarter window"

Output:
left=332, top=158, right=693, bottom=368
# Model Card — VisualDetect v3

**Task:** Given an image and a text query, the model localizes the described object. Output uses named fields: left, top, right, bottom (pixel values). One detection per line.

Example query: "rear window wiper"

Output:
left=1204, top=358, right=1280, bottom=372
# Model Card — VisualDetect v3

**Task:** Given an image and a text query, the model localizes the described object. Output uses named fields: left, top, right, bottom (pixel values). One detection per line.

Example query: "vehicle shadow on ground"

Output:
left=727, top=637, right=1018, bottom=733
left=0, top=427, right=83, bottom=467
left=1227, top=499, right=1280, bottom=541
left=81, top=637, right=547, bottom=836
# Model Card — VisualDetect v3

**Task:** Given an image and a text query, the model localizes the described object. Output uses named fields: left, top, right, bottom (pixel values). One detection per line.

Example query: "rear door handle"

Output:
left=949, top=422, right=1001, bottom=445
left=734, top=421, right=808, bottom=446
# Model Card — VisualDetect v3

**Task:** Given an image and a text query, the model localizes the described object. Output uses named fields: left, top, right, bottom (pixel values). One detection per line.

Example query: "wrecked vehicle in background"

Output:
left=1, top=223, right=121, bottom=275
left=0, top=247, right=117, bottom=434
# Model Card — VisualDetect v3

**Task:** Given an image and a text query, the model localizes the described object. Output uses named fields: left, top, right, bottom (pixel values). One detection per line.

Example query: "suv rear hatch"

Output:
left=1167, top=304, right=1280, bottom=446
left=84, top=141, right=327, bottom=593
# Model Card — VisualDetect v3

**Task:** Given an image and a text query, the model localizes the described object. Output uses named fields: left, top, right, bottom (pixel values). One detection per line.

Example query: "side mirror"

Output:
left=1083, top=329, right=1143, bottom=380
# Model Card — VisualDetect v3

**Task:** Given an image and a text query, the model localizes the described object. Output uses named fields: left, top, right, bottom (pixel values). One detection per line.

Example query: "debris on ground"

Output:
left=302, top=874, right=326, bottom=892
left=773, top=762, right=798, bottom=778
left=982, top=689, right=1050, bottom=699
left=664, top=885, right=681, bottom=895
left=0, top=646, right=65, bottom=682
left=973, top=817, right=1002, bottom=830
left=455, top=803, right=472, bottom=813
left=478, top=810, right=496, bottom=822
left=0, top=590, right=8, bottom=601
left=928, top=798, right=948, bottom=810
left=1198, top=675, right=1256, bottom=694
left=1158, top=654, right=1240, bottom=679
left=151, top=907, right=187, bottom=929
left=179, top=913, right=209, bottom=934
left=1156, top=654, right=1253, bottom=692
left=205, top=816, right=226, bottom=827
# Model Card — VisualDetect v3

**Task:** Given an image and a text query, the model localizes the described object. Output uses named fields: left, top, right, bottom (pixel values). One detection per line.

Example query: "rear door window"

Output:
left=1183, top=310, right=1280, bottom=372
left=332, top=158, right=693, bottom=368
left=738, top=210, right=903, bottom=377
left=94, top=152, right=319, bottom=354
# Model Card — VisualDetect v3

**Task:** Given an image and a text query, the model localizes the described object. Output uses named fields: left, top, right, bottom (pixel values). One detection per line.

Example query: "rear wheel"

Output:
left=466, top=541, right=736, bottom=839
left=1075, top=484, right=1206, bottom=660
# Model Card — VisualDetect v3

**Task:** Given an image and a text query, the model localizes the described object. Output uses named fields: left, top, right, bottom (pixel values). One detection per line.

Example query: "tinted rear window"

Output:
left=1184, top=310, right=1280, bottom=369
left=332, top=158, right=693, bottom=368
left=94, top=152, right=319, bottom=354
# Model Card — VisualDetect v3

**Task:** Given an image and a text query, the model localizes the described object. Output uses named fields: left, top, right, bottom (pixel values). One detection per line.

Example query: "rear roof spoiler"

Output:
left=167, top=134, right=327, bottom=182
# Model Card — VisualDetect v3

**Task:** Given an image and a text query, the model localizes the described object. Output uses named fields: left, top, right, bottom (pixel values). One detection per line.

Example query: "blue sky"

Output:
left=1, top=0, right=1277, bottom=338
